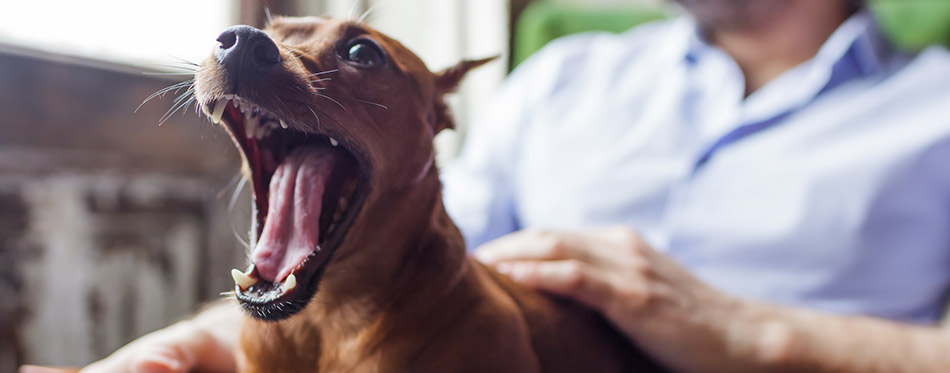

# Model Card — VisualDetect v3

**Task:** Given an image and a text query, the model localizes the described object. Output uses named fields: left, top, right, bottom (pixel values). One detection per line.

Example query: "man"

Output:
left=59, top=0, right=950, bottom=371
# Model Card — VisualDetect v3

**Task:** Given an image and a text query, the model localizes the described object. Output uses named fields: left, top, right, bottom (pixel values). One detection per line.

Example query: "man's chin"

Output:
left=673, top=0, right=793, bottom=32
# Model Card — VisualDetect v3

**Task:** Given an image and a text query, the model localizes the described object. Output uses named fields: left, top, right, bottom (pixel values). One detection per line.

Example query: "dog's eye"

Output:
left=345, top=40, right=385, bottom=66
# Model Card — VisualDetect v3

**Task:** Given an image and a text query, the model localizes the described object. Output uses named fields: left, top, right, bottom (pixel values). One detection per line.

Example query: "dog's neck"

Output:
left=240, top=164, right=470, bottom=370
left=300, top=166, right=468, bottom=333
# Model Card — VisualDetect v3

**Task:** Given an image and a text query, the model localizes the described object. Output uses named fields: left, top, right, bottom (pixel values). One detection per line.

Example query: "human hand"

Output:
left=19, top=366, right=78, bottom=373
left=22, top=301, right=243, bottom=373
left=83, top=321, right=235, bottom=373
left=475, top=226, right=770, bottom=372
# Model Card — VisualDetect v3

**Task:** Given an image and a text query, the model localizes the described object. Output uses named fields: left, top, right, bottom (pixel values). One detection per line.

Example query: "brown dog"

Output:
left=191, top=17, right=667, bottom=372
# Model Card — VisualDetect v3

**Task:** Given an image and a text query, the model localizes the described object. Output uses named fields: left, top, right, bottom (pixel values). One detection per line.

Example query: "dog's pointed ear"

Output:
left=434, top=56, right=498, bottom=95
left=430, top=56, right=498, bottom=133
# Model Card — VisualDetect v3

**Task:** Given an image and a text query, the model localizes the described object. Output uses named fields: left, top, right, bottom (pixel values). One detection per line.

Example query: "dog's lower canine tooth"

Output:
left=329, top=137, right=339, bottom=147
left=231, top=268, right=257, bottom=290
left=279, top=119, right=288, bottom=129
left=283, top=274, right=297, bottom=292
left=211, top=98, right=227, bottom=124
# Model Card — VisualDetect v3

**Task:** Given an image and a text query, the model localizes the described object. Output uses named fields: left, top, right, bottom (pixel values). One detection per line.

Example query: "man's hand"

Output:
left=475, top=226, right=950, bottom=373
left=475, top=226, right=782, bottom=372
left=27, top=301, right=243, bottom=373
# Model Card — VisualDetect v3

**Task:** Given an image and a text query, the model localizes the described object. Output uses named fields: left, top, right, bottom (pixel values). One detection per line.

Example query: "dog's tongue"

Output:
left=252, top=145, right=335, bottom=283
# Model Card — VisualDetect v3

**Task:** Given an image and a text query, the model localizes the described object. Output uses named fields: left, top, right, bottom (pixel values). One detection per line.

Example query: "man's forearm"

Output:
left=732, top=301, right=950, bottom=372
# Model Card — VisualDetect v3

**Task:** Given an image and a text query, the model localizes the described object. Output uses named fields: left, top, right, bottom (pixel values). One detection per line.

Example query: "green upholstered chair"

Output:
left=512, top=0, right=950, bottom=69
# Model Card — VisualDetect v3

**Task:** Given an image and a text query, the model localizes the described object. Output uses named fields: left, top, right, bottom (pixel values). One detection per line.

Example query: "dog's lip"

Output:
left=199, top=93, right=373, bottom=321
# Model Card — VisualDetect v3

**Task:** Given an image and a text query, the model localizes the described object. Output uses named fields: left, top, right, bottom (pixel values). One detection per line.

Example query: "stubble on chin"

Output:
left=673, top=0, right=792, bottom=32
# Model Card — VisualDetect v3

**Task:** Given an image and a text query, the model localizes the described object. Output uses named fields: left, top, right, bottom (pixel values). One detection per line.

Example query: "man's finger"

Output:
left=496, top=260, right=613, bottom=311
left=19, top=366, right=79, bottom=373
left=475, top=230, right=583, bottom=264
left=79, top=344, right=187, bottom=373
left=127, top=347, right=188, bottom=373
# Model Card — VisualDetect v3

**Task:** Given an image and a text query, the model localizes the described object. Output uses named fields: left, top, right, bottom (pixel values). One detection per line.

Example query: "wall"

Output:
left=0, top=45, right=248, bottom=369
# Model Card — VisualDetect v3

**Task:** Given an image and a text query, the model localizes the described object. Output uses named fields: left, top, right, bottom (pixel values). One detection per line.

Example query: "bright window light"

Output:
left=0, top=1, right=236, bottom=68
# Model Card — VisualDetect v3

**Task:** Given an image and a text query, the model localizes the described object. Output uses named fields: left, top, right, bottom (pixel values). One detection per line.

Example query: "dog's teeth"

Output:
left=231, top=268, right=257, bottom=290
left=255, top=123, right=266, bottom=139
left=329, top=137, right=339, bottom=147
left=283, top=274, right=297, bottom=292
left=210, top=98, right=227, bottom=124
left=279, top=119, right=288, bottom=129
left=332, top=210, right=342, bottom=223
left=245, top=115, right=258, bottom=139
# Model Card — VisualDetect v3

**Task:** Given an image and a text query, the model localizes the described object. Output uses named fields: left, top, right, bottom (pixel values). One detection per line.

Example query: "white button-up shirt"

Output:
left=442, top=11, right=950, bottom=323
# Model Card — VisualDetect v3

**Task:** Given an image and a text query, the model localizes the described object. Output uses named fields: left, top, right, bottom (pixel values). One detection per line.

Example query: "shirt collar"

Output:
left=668, top=10, right=894, bottom=125
left=678, top=10, right=892, bottom=82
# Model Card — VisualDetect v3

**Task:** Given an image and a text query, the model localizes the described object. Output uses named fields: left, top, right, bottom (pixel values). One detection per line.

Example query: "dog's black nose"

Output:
left=215, top=25, right=281, bottom=77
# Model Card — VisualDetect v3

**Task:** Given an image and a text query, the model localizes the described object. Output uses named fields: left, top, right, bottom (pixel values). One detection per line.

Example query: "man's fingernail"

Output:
left=495, top=262, right=512, bottom=274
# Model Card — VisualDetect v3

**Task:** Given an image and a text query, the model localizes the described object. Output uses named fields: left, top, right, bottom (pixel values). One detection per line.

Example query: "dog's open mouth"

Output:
left=203, top=95, right=368, bottom=321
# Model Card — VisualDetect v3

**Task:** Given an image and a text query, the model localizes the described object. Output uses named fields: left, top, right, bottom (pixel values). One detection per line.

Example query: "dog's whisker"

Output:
left=229, top=174, right=248, bottom=212
left=155, top=89, right=195, bottom=124
left=347, top=0, right=365, bottom=21
left=315, top=93, right=347, bottom=111
left=142, top=72, right=197, bottom=76
left=319, top=93, right=388, bottom=110
left=356, top=3, right=381, bottom=24
left=307, top=106, right=322, bottom=129
left=232, top=224, right=250, bottom=250
left=217, top=172, right=244, bottom=199
left=310, top=77, right=332, bottom=83
left=265, top=7, right=274, bottom=26
left=171, top=88, right=195, bottom=106
left=173, top=96, right=197, bottom=123
left=164, top=54, right=200, bottom=67
left=274, top=96, right=298, bottom=123
left=136, top=80, right=194, bottom=113
left=307, top=103, right=344, bottom=129
left=305, top=69, right=339, bottom=78
left=159, top=87, right=196, bottom=125
left=136, top=63, right=199, bottom=72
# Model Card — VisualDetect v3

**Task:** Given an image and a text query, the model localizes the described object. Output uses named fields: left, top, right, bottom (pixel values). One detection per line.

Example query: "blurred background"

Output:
left=1, top=0, right=947, bottom=370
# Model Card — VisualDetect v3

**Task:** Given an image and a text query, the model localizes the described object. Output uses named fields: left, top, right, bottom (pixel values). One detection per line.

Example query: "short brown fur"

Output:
left=194, top=17, right=666, bottom=373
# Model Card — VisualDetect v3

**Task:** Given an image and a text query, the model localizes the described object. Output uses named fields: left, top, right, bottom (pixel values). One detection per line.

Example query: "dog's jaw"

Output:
left=197, top=92, right=372, bottom=321
left=192, top=17, right=489, bottom=324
